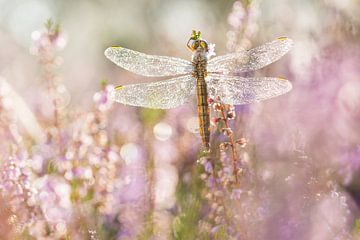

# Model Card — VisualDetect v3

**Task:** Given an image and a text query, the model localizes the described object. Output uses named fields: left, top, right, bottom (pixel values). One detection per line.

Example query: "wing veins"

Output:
left=110, top=75, right=196, bottom=109
left=206, top=74, right=292, bottom=105
left=105, top=47, right=193, bottom=77
left=207, top=37, right=293, bottom=74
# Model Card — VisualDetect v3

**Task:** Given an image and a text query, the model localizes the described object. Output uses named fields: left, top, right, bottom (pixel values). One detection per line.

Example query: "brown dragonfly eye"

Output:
left=199, top=40, right=209, bottom=51
left=188, top=40, right=208, bottom=51
left=187, top=39, right=198, bottom=51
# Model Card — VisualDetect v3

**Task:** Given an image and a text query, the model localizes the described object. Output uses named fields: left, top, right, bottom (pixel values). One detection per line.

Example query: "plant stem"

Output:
left=220, top=104, right=238, bottom=183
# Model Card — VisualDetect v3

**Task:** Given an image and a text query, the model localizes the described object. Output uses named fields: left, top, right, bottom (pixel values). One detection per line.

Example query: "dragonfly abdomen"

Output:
left=193, top=55, right=210, bottom=150
left=196, top=78, right=210, bottom=150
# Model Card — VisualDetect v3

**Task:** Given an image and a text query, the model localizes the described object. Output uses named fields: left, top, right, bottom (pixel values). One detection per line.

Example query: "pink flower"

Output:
left=207, top=43, right=216, bottom=58
left=93, top=84, right=114, bottom=112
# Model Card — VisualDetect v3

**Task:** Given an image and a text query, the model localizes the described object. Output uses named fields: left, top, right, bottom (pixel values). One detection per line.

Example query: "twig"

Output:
left=218, top=101, right=239, bottom=183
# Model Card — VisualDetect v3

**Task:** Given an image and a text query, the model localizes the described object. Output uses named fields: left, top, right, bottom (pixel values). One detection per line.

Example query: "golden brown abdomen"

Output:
left=196, top=76, right=210, bottom=150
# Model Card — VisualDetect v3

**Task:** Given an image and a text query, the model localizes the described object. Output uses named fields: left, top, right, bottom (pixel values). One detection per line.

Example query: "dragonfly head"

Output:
left=187, top=30, right=209, bottom=52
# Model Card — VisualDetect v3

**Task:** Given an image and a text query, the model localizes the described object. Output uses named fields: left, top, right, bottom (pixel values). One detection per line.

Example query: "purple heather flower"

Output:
left=206, top=176, right=216, bottom=189
left=93, top=84, right=114, bottom=112
left=227, top=1, right=246, bottom=29
left=231, top=189, right=242, bottom=200
left=34, top=175, right=72, bottom=223
left=204, top=160, right=213, bottom=173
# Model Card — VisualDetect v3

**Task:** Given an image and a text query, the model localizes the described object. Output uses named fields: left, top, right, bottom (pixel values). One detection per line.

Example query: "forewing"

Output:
left=207, top=37, right=293, bottom=74
left=105, top=47, right=193, bottom=77
left=206, top=74, right=292, bottom=105
left=110, top=75, right=196, bottom=109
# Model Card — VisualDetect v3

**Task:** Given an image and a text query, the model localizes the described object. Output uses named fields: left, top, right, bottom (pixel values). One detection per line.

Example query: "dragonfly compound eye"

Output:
left=187, top=39, right=199, bottom=51
left=188, top=39, right=209, bottom=51
left=187, top=30, right=208, bottom=52
left=199, top=40, right=209, bottom=51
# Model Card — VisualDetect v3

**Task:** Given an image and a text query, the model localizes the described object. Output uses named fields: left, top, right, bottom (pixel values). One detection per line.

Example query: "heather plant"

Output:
left=0, top=20, right=124, bottom=239
left=227, top=0, right=260, bottom=51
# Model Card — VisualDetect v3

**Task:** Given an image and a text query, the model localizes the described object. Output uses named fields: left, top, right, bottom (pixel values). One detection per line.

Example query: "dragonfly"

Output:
left=104, top=30, right=293, bottom=151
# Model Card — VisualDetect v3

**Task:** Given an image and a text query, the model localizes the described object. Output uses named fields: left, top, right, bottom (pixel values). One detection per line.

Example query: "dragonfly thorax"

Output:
left=192, top=47, right=208, bottom=62
left=192, top=48, right=208, bottom=79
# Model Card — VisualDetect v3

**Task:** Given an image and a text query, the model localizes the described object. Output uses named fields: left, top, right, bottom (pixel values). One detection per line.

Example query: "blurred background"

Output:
left=0, top=0, right=360, bottom=239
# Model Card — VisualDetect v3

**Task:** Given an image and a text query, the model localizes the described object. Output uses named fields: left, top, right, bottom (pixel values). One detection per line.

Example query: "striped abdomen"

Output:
left=193, top=56, right=210, bottom=150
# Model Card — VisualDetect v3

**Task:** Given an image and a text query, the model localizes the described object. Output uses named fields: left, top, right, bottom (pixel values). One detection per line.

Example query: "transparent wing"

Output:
left=105, top=46, right=193, bottom=77
left=207, top=37, right=293, bottom=74
left=206, top=74, right=292, bottom=105
left=110, top=75, right=196, bottom=109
